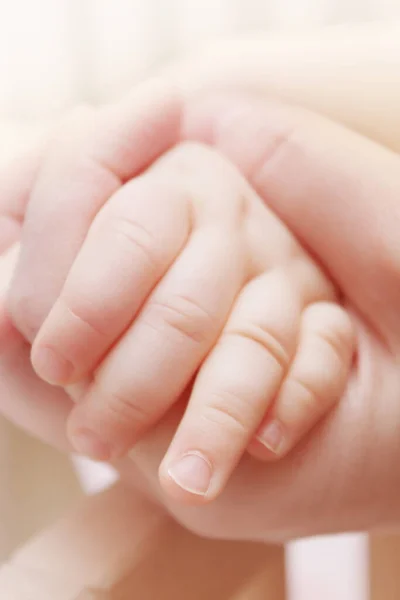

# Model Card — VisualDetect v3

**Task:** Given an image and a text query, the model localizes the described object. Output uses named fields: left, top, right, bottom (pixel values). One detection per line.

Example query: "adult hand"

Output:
left=2, top=26, right=400, bottom=541
left=119, top=94, right=400, bottom=542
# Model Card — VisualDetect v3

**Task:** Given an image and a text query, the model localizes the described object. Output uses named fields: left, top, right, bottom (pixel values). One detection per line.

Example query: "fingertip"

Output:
left=31, top=344, right=74, bottom=386
left=67, top=406, right=122, bottom=462
left=159, top=452, right=215, bottom=505
left=247, top=420, right=289, bottom=462
left=67, top=396, right=138, bottom=463
left=255, top=419, right=284, bottom=453
left=247, top=437, right=285, bottom=462
left=69, top=427, right=113, bottom=462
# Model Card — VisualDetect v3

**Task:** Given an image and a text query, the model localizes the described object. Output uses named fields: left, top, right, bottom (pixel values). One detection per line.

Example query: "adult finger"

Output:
left=182, top=93, right=400, bottom=347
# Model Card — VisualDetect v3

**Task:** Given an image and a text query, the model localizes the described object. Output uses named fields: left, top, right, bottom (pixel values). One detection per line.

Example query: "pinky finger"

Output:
left=248, top=302, right=355, bottom=460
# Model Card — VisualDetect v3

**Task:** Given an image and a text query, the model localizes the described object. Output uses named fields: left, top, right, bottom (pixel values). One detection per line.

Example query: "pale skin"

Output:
left=10, top=134, right=352, bottom=504
left=1, top=21, right=400, bottom=540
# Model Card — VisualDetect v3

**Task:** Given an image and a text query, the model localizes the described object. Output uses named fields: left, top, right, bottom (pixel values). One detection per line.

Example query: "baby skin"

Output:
left=27, top=141, right=354, bottom=504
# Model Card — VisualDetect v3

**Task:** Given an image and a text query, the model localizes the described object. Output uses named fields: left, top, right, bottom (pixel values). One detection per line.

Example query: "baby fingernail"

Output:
left=71, top=429, right=112, bottom=462
left=256, top=420, right=284, bottom=454
left=167, top=452, right=212, bottom=496
left=32, top=345, right=74, bottom=385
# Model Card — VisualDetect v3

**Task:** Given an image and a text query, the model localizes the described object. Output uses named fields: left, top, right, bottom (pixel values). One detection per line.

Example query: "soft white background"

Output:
left=2, top=0, right=398, bottom=597
left=1, top=0, right=399, bottom=121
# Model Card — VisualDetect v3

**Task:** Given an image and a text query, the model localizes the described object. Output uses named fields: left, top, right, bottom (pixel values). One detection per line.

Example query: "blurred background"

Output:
left=1, top=0, right=399, bottom=598
left=0, top=0, right=399, bottom=121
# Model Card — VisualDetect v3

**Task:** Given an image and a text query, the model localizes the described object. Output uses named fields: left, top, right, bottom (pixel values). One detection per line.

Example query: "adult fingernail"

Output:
left=256, top=420, right=284, bottom=454
left=32, top=345, right=74, bottom=385
left=167, top=452, right=212, bottom=496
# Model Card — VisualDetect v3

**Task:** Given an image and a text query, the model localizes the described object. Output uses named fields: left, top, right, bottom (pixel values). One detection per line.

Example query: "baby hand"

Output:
left=29, top=141, right=354, bottom=503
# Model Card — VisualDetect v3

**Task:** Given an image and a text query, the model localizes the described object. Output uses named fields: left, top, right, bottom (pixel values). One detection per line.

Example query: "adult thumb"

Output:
left=183, top=94, right=400, bottom=345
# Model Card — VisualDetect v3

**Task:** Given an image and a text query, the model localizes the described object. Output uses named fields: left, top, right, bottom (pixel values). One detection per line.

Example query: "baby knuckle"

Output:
left=104, top=388, right=152, bottom=428
left=144, top=294, right=215, bottom=344
left=288, top=377, right=322, bottom=414
left=304, top=308, right=354, bottom=368
left=305, top=303, right=354, bottom=349
left=226, top=323, right=290, bottom=371
left=317, top=329, right=353, bottom=366
left=60, top=296, right=110, bottom=338
left=108, top=214, right=160, bottom=270
left=202, top=389, right=253, bottom=437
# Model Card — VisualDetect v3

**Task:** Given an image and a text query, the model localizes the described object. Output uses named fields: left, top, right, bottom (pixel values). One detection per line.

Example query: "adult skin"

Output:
left=2, top=22, right=400, bottom=542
